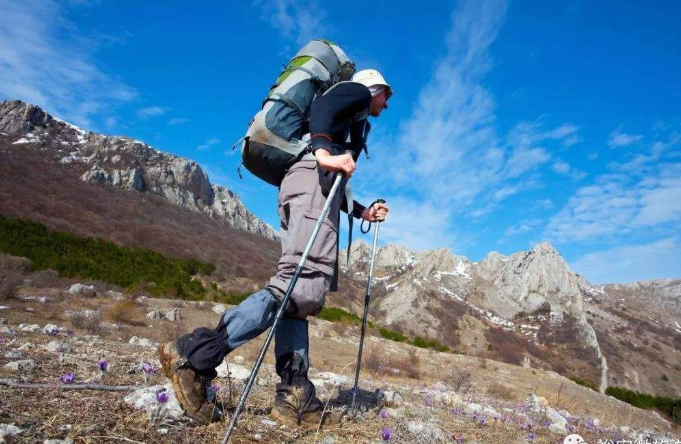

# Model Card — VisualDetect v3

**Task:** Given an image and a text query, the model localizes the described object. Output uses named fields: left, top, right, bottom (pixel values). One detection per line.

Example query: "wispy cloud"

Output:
left=167, top=117, right=189, bottom=125
left=197, top=138, right=220, bottom=151
left=545, top=126, right=681, bottom=243
left=607, top=124, right=644, bottom=148
left=255, top=0, right=326, bottom=47
left=552, top=159, right=586, bottom=180
left=136, top=106, right=167, bottom=120
left=355, top=0, right=579, bottom=251
left=0, top=0, right=136, bottom=128
left=571, top=237, right=681, bottom=284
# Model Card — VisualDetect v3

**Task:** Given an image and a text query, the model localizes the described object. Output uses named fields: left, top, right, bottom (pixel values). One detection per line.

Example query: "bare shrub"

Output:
left=486, top=382, right=516, bottom=401
left=32, top=269, right=61, bottom=288
left=392, top=348, right=421, bottom=380
left=447, top=368, right=473, bottom=393
left=0, top=253, right=31, bottom=300
left=363, top=346, right=387, bottom=376
left=107, top=300, right=139, bottom=324
left=70, top=311, right=102, bottom=334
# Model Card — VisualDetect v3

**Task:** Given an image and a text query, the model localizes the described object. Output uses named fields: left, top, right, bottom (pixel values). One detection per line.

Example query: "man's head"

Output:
left=352, top=69, right=392, bottom=117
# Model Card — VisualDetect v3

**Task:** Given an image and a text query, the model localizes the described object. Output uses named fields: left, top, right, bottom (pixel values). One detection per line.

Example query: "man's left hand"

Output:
left=361, top=202, right=389, bottom=222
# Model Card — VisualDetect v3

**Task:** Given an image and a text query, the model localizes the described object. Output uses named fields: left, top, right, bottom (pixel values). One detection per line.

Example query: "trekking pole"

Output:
left=221, top=173, right=345, bottom=444
left=350, top=199, right=385, bottom=412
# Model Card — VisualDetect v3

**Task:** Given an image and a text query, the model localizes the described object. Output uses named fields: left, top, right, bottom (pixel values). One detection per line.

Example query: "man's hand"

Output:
left=315, top=149, right=356, bottom=178
left=361, top=202, right=389, bottom=222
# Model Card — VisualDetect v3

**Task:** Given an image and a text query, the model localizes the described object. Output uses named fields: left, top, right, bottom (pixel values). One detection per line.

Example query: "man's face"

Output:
left=369, top=89, right=390, bottom=117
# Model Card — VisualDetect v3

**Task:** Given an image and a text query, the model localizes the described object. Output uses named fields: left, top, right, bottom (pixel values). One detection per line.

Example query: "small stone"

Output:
left=261, top=419, right=278, bottom=427
left=3, top=351, right=22, bottom=359
left=3, top=359, right=36, bottom=371
left=320, top=436, right=335, bottom=444
left=58, top=425, right=71, bottom=433
left=44, top=439, right=74, bottom=444
left=165, top=308, right=181, bottom=321
left=383, top=390, right=404, bottom=407
left=25, top=307, right=35, bottom=313
left=42, top=324, right=66, bottom=335
left=17, top=342, right=34, bottom=351
left=212, top=303, right=227, bottom=315
left=233, top=355, right=244, bottom=364
left=157, top=428, right=168, bottom=435
left=44, top=340, right=71, bottom=353
left=146, top=310, right=163, bottom=319
left=216, top=362, right=251, bottom=380
left=431, top=381, right=447, bottom=392
left=546, top=407, right=568, bottom=434
left=0, top=326, right=15, bottom=335
left=124, top=383, right=184, bottom=421
left=68, top=283, right=96, bottom=297
left=253, top=433, right=262, bottom=441
left=128, top=336, right=154, bottom=347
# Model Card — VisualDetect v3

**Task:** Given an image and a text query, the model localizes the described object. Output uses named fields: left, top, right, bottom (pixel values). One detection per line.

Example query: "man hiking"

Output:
left=158, top=40, right=391, bottom=426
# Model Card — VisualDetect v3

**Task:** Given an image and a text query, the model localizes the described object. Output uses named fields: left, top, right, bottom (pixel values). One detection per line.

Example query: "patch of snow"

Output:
left=13, top=138, right=30, bottom=144
left=53, top=117, right=87, bottom=135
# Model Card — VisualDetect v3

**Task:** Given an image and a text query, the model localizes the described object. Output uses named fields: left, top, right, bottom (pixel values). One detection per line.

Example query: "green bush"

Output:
left=412, top=335, right=450, bottom=352
left=568, top=376, right=597, bottom=391
left=606, top=386, right=681, bottom=422
left=0, top=214, right=214, bottom=299
left=318, top=307, right=363, bottom=325
left=379, top=327, right=408, bottom=343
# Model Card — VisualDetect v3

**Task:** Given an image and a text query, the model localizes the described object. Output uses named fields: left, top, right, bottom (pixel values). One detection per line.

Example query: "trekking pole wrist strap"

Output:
left=360, top=199, right=385, bottom=234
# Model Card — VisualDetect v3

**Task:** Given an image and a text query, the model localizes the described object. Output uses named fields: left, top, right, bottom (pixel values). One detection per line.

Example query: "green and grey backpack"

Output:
left=238, top=40, right=356, bottom=186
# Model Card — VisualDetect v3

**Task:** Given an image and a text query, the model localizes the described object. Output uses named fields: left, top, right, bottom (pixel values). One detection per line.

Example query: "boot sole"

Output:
left=270, top=405, right=343, bottom=429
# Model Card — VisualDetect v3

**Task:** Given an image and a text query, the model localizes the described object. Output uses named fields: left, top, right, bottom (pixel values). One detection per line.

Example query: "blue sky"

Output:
left=1, top=0, right=680, bottom=284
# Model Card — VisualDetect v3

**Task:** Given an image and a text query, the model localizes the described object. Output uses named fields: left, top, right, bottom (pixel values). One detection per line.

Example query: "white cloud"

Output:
left=571, top=237, right=681, bottom=284
left=0, top=0, right=136, bottom=128
left=501, top=218, right=543, bottom=242
left=197, top=138, right=220, bottom=151
left=167, top=117, right=189, bottom=125
left=552, top=159, right=586, bottom=180
left=255, top=0, right=325, bottom=47
left=351, top=0, right=582, bottom=251
left=607, top=125, right=644, bottom=148
left=136, top=106, right=167, bottom=119
left=545, top=128, right=681, bottom=244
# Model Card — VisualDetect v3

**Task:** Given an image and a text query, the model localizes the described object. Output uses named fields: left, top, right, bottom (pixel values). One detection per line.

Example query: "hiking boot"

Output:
left=158, top=338, right=224, bottom=424
left=270, top=380, right=343, bottom=427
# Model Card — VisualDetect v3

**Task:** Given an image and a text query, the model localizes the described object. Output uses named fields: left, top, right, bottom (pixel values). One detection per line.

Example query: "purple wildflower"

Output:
left=60, top=372, right=76, bottom=384
left=527, top=432, right=536, bottom=442
left=452, top=434, right=465, bottom=443
left=156, top=389, right=169, bottom=404
left=98, top=359, right=108, bottom=372
left=567, top=425, right=575, bottom=433
left=478, top=417, right=487, bottom=426
left=379, top=408, right=389, bottom=419
left=381, top=427, right=393, bottom=441
left=425, top=394, right=434, bottom=407
left=141, top=362, right=156, bottom=374
left=541, top=419, right=552, bottom=428
left=67, top=329, right=75, bottom=338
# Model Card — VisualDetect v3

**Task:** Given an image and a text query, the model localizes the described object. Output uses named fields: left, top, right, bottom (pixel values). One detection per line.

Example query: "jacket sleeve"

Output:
left=309, top=83, right=371, bottom=153
left=340, top=198, right=366, bottom=219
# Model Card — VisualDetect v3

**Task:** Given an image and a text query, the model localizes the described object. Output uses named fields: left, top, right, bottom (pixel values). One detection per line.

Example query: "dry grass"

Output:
left=70, top=310, right=102, bottom=334
left=0, top=252, right=30, bottom=300
left=486, top=381, right=517, bottom=401
left=106, top=299, right=139, bottom=324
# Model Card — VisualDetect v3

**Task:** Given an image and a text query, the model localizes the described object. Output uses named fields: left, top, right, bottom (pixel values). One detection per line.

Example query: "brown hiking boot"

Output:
left=270, top=381, right=343, bottom=427
left=158, top=340, right=224, bottom=424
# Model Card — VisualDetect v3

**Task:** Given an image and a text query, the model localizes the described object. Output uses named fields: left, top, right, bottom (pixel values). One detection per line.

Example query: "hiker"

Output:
left=159, top=40, right=391, bottom=426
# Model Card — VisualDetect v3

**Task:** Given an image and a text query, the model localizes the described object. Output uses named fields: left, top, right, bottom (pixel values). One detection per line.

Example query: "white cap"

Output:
left=352, top=69, right=392, bottom=97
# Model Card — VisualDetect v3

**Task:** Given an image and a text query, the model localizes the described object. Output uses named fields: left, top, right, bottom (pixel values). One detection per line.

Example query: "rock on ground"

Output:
left=68, top=284, right=96, bottom=297
left=128, top=336, right=154, bottom=348
left=123, top=383, right=184, bottom=421
left=3, top=359, right=36, bottom=371
left=216, top=362, right=251, bottom=380
left=212, top=303, right=227, bottom=315
left=165, top=308, right=181, bottom=321
left=146, top=310, right=163, bottom=320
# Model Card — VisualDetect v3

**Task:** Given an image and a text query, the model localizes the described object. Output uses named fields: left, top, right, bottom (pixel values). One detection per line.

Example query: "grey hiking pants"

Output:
left=217, top=159, right=343, bottom=374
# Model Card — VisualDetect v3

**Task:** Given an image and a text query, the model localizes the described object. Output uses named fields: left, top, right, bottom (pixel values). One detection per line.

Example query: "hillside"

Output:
left=0, top=271, right=678, bottom=443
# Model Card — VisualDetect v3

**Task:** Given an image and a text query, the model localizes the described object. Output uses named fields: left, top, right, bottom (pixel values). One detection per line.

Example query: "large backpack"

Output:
left=240, top=40, right=355, bottom=186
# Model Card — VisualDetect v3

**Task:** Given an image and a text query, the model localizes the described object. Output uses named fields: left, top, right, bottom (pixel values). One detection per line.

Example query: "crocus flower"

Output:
left=156, top=389, right=169, bottom=404
left=379, top=408, right=389, bottom=419
left=381, top=427, right=393, bottom=441
left=527, top=433, right=536, bottom=442
left=142, top=362, right=156, bottom=374
left=452, top=434, right=464, bottom=443
left=478, top=417, right=487, bottom=426
left=541, top=419, right=552, bottom=427
left=60, top=372, right=75, bottom=384
left=98, top=359, right=108, bottom=372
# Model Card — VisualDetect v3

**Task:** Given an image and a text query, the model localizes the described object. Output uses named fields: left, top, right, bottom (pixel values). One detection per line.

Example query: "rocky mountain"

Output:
left=342, top=240, right=681, bottom=398
left=0, top=100, right=277, bottom=240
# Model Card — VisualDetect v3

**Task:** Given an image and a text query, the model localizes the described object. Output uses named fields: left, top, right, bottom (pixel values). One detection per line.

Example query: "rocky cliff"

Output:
left=0, top=100, right=278, bottom=240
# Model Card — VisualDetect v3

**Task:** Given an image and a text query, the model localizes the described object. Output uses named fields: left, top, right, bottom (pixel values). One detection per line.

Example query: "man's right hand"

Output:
left=315, top=150, right=356, bottom=178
